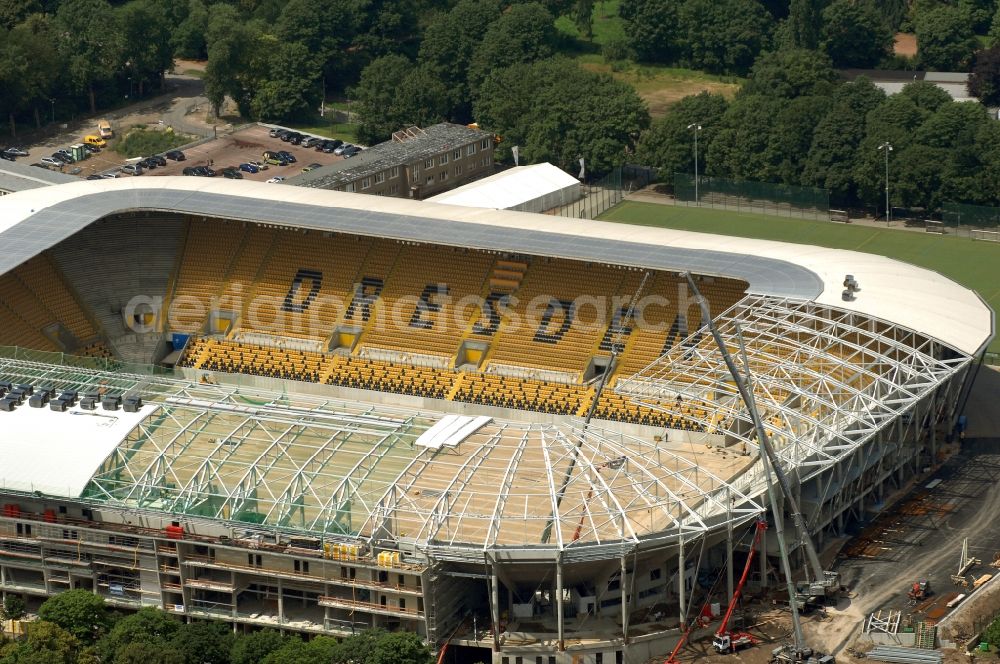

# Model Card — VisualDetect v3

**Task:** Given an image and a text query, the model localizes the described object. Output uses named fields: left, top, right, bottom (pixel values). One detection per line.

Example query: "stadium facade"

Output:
left=0, top=179, right=992, bottom=664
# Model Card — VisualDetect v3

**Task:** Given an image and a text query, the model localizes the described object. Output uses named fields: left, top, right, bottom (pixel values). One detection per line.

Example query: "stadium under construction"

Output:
left=0, top=178, right=992, bottom=664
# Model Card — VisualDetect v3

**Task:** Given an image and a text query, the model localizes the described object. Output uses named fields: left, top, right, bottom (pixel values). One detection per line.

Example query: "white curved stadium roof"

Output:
left=0, top=177, right=990, bottom=355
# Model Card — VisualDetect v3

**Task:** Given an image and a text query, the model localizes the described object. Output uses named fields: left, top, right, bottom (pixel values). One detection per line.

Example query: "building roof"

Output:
left=426, top=163, right=579, bottom=209
left=0, top=177, right=992, bottom=355
left=841, top=70, right=975, bottom=102
left=0, top=395, right=156, bottom=497
left=0, top=160, right=79, bottom=193
left=288, top=123, right=491, bottom=189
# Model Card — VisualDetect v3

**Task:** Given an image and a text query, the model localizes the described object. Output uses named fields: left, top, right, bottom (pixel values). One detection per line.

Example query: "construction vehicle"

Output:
left=712, top=520, right=767, bottom=654
left=908, top=579, right=929, bottom=601
left=684, top=274, right=836, bottom=664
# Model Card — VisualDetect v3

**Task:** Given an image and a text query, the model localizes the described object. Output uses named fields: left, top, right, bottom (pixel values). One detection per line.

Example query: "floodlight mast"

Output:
left=682, top=273, right=823, bottom=652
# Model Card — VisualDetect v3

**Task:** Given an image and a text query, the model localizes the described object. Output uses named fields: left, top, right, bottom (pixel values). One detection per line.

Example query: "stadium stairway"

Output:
left=49, top=214, right=185, bottom=363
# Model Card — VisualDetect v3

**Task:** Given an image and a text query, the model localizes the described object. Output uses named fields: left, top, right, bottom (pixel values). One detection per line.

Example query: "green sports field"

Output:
left=600, top=201, right=1000, bottom=353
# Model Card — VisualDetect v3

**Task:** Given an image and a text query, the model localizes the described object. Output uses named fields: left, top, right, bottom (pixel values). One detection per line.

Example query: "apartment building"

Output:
left=289, top=123, right=495, bottom=199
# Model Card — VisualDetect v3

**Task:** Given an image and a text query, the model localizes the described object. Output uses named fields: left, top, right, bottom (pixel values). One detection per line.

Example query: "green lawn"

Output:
left=600, top=201, right=1000, bottom=352
left=285, top=118, right=359, bottom=144
left=555, top=0, right=625, bottom=46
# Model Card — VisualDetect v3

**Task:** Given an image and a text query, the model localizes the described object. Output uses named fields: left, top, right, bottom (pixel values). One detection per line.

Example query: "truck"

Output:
left=97, top=119, right=113, bottom=139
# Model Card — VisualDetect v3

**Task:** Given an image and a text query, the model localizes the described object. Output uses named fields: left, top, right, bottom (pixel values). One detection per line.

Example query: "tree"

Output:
left=742, top=48, right=838, bottom=99
left=9, top=13, right=64, bottom=129
left=766, top=94, right=831, bottom=184
left=788, top=0, right=824, bottom=49
left=475, top=57, right=650, bottom=175
left=56, top=0, right=123, bottom=114
left=230, top=629, right=293, bottom=664
left=619, top=0, right=682, bottom=63
left=119, top=0, right=174, bottom=96
left=37, top=590, right=111, bottom=645
left=351, top=55, right=449, bottom=144
left=0, top=0, right=40, bottom=30
left=0, top=621, right=79, bottom=664
left=574, top=0, right=594, bottom=38
left=168, top=621, right=234, bottom=664
left=468, top=3, right=557, bottom=93
left=704, top=94, right=780, bottom=181
left=0, top=596, right=25, bottom=622
left=636, top=92, right=729, bottom=179
left=898, top=80, right=952, bottom=113
left=275, top=0, right=357, bottom=84
left=203, top=6, right=260, bottom=117
left=916, top=5, right=976, bottom=71
left=95, top=607, right=181, bottom=663
left=803, top=76, right=885, bottom=199
left=261, top=636, right=337, bottom=664
left=969, top=46, right=1000, bottom=105
left=111, top=642, right=184, bottom=664
left=250, top=41, right=323, bottom=121
left=171, top=0, right=209, bottom=59
left=417, top=0, right=502, bottom=120
left=366, top=631, right=434, bottom=664
left=820, top=0, right=894, bottom=68
left=677, top=0, right=772, bottom=75
left=353, top=0, right=420, bottom=58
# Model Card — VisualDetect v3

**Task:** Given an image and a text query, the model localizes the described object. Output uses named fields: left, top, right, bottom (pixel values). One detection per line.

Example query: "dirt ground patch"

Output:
left=894, top=33, right=917, bottom=58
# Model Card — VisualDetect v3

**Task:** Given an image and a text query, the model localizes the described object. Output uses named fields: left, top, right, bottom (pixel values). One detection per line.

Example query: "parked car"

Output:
left=342, top=146, right=362, bottom=158
left=83, top=144, right=100, bottom=155
left=100, top=172, right=120, bottom=178
left=221, top=166, right=243, bottom=179
left=277, top=150, right=296, bottom=164
left=31, top=162, right=52, bottom=169
left=4, top=147, right=28, bottom=157
left=265, top=176, right=286, bottom=183
left=85, top=174, right=103, bottom=180
left=147, top=154, right=167, bottom=167
left=83, top=135, right=106, bottom=148
left=239, top=162, right=259, bottom=174
left=196, top=165, right=216, bottom=177
left=182, top=166, right=197, bottom=175
left=268, top=127, right=286, bottom=138
left=318, top=139, right=342, bottom=153
left=290, top=134, right=306, bottom=145
left=303, top=137, right=323, bottom=148
left=262, top=151, right=288, bottom=166
left=165, top=150, right=186, bottom=161
left=138, top=157, right=158, bottom=170
left=334, top=143, right=355, bottom=156
left=279, top=131, right=298, bottom=143
left=51, top=152, right=73, bottom=164
left=0, top=150, right=15, bottom=161
left=301, top=163, right=323, bottom=172
left=248, top=160, right=268, bottom=171
left=121, top=163, right=143, bottom=176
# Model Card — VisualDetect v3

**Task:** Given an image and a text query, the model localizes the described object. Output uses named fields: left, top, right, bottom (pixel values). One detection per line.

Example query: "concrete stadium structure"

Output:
left=0, top=178, right=992, bottom=664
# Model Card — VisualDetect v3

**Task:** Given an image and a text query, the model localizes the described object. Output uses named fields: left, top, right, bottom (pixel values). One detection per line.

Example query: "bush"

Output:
left=114, top=128, right=194, bottom=158
left=602, top=37, right=633, bottom=63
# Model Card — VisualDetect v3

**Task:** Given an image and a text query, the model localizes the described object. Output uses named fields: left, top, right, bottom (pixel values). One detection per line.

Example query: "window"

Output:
left=361, top=177, right=370, bottom=190
left=426, top=175, right=435, bottom=185
left=453, top=149, right=462, bottom=160
left=650, top=568, right=662, bottom=581
left=82, top=509, right=93, bottom=520
left=608, top=578, right=620, bottom=592
left=481, top=156, right=489, bottom=166
left=439, top=153, right=448, bottom=165
left=440, top=170, right=448, bottom=181
left=248, top=553, right=262, bottom=567
left=390, top=166, right=399, bottom=177
left=399, top=598, right=406, bottom=610
left=294, top=560, right=309, bottom=574
left=596, top=654, right=603, bottom=664
left=467, top=144, right=476, bottom=156
left=398, top=574, right=405, bottom=586
left=536, top=658, right=543, bottom=664
left=375, top=171, right=385, bottom=184
left=481, top=139, right=490, bottom=149
left=549, top=658, right=556, bottom=664
left=616, top=651, right=623, bottom=664
left=425, top=157, right=435, bottom=168
left=389, top=184, right=399, bottom=194
left=345, top=183, right=356, bottom=193
left=454, top=165, right=462, bottom=176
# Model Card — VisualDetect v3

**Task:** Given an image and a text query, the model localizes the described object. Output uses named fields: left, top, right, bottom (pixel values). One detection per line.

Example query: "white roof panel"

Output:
left=426, top=163, right=579, bottom=209
left=0, top=401, right=155, bottom=497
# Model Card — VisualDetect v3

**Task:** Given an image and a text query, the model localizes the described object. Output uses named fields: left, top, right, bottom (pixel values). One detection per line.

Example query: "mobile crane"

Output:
left=712, top=520, right=767, bottom=654
left=682, top=274, right=837, bottom=664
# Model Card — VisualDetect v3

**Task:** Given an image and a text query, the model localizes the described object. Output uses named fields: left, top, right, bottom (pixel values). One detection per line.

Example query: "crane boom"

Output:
left=716, top=520, right=767, bottom=638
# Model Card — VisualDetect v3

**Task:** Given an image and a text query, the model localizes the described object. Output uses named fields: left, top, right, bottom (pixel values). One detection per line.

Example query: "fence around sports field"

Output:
left=673, top=173, right=831, bottom=220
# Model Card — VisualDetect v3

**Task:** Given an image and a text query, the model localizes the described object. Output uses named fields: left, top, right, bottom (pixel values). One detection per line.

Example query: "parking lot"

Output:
left=17, top=123, right=351, bottom=182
